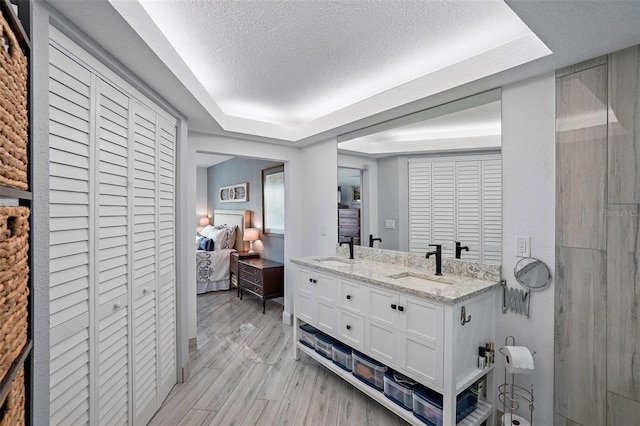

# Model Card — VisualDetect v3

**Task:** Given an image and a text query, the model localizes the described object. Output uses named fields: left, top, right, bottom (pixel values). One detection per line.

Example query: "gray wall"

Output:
left=555, top=47, right=640, bottom=425
left=207, top=158, right=285, bottom=263
left=376, top=156, right=408, bottom=251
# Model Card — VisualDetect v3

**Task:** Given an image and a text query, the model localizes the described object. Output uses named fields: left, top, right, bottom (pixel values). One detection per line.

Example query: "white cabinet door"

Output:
left=365, top=287, right=400, bottom=364
left=317, top=274, right=337, bottom=334
left=403, top=296, right=444, bottom=387
left=298, top=269, right=318, bottom=325
left=338, top=310, right=365, bottom=350
left=338, top=279, right=363, bottom=315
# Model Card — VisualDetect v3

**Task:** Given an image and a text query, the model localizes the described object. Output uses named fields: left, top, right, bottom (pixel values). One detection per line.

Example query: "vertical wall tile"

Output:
left=607, top=392, right=640, bottom=425
left=607, top=204, right=640, bottom=400
left=608, top=46, right=640, bottom=204
left=556, top=65, right=608, bottom=249
left=555, top=247, right=607, bottom=426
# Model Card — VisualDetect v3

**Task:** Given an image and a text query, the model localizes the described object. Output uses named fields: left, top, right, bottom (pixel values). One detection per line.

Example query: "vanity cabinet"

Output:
left=293, top=264, right=498, bottom=426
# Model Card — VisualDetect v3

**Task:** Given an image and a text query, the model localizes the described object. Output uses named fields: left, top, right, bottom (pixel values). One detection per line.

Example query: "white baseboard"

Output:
left=282, top=310, right=292, bottom=325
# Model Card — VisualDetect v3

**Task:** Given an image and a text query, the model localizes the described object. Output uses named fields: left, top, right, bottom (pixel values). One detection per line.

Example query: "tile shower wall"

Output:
left=555, top=46, right=640, bottom=425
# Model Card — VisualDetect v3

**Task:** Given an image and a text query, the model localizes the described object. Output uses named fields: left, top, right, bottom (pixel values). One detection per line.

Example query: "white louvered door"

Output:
left=49, top=27, right=177, bottom=426
left=481, top=159, right=502, bottom=263
left=157, top=117, right=177, bottom=398
left=48, top=43, right=92, bottom=426
left=408, top=162, right=431, bottom=255
left=408, top=156, right=501, bottom=264
left=132, top=102, right=158, bottom=425
left=455, top=161, right=481, bottom=262
left=431, top=162, right=456, bottom=258
left=95, top=79, right=131, bottom=425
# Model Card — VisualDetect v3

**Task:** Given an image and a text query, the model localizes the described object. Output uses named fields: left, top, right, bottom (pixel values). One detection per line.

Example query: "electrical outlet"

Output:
left=516, top=236, right=531, bottom=257
left=385, top=220, right=396, bottom=230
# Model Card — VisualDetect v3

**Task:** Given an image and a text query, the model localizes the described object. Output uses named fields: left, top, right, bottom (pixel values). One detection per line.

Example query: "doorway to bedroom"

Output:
left=194, top=152, right=287, bottom=351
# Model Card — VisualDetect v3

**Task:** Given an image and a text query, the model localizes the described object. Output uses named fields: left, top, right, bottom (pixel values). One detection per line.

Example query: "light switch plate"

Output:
left=385, top=219, right=396, bottom=230
left=516, top=236, right=530, bottom=257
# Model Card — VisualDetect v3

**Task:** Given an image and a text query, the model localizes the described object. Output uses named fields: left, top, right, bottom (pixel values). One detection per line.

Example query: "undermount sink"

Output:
left=315, top=257, right=353, bottom=267
left=387, top=272, right=450, bottom=286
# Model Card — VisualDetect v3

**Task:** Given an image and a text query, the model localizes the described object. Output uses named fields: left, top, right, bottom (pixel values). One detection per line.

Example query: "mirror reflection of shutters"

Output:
left=431, top=162, right=456, bottom=258
left=455, top=161, right=481, bottom=262
left=409, top=161, right=431, bottom=254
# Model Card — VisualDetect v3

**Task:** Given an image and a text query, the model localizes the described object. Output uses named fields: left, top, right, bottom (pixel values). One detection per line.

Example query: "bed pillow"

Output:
left=209, top=228, right=228, bottom=251
left=200, top=225, right=215, bottom=239
left=213, top=224, right=238, bottom=249
left=196, top=233, right=205, bottom=250
left=198, top=236, right=215, bottom=251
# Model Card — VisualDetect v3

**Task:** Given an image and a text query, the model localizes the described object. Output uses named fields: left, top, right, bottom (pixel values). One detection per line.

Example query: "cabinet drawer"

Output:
left=339, top=217, right=359, bottom=226
left=338, top=209, right=360, bottom=218
left=339, top=227, right=360, bottom=237
left=339, top=280, right=363, bottom=314
left=240, top=270, right=263, bottom=286
left=239, top=262, right=261, bottom=275
left=338, top=310, right=364, bottom=350
left=241, top=279, right=263, bottom=296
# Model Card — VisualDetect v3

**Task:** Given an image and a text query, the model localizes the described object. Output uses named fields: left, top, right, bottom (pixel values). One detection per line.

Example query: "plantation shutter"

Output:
left=481, top=159, right=502, bottom=263
left=431, top=162, right=456, bottom=258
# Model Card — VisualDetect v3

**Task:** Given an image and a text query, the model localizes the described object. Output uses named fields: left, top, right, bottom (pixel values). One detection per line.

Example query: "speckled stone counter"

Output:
left=291, top=246, right=501, bottom=304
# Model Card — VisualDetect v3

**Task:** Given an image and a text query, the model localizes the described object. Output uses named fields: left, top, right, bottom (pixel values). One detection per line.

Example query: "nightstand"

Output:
left=238, top=258, right=284, bottom=314
left=230, top=251, right=260, bottom=297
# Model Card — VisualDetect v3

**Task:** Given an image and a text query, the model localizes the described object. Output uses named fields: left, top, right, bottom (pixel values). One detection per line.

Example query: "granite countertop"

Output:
left=290, top=255, right=500, bottom=304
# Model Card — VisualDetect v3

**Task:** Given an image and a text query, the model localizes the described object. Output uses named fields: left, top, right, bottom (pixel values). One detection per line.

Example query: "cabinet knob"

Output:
left=391, top=304, right=397, bottom=310
left=309, top=278, right=313, bottom=283
left=346, top=295, right=352, bottom=300
left=312, top=279, right=317, bottom=283
left=346, top=324, right=351, bottom=330
left=398, top=306, right=404, bottom=312
left=114, top=301, right=122, bottom=310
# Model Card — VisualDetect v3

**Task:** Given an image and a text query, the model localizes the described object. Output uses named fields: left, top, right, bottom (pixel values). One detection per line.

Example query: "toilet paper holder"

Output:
left=498, top=336, right=534, bottom=426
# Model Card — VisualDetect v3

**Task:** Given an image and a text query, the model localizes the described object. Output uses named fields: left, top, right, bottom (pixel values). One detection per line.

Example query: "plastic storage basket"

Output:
left=299, top=324, right=318, bottom=349
left=331, top=341, right=352, bottom=371
left=384, top=371, right=416, bottom=410
left=352, top=350, right=387, bottom=390
left=314, top=333, right=335, bottom=359
left=412, top=385, right=478, bottom=425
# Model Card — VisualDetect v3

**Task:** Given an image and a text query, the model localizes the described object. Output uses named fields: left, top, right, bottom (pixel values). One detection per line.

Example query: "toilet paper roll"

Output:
left=502, top=413, right=531, bottom=426
left=504, top=346, right=534, bottom=375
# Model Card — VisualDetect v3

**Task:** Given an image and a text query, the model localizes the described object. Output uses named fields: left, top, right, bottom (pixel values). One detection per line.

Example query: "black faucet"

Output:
left=369, top=234, right=382, bottom=248
left=455, top=241, right=469, bottom=259
left=340, top=236, right=355, bottom=259
left=426, top=244, right=442, bottom=276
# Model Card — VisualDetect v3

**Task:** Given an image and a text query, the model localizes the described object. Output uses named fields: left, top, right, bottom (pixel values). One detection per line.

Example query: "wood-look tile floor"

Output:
left=149, top=290, right=407, bottom=426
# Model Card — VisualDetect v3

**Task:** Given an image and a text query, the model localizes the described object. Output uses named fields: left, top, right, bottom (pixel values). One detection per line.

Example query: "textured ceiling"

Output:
left=137, top=0, right=548, bottom=128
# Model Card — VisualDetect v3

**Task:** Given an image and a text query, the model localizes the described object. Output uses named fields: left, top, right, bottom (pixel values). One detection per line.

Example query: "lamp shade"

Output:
left=199, top=216, right=210, bottom=226
left=243, top=228, right=259, bottom=242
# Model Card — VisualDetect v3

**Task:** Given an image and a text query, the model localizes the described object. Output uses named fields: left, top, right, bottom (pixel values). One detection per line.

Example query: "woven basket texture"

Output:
left=0, top=366, right=25, bottom=426
left=0, top=9, right=28, bottom=191
left=0, top=206, right=29, bottom=381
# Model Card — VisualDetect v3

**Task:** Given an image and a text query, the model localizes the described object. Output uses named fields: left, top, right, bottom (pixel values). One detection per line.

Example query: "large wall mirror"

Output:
left=337, top=89, right=502, bottom=264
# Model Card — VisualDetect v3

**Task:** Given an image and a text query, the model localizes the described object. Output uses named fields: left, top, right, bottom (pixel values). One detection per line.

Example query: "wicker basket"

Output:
left=0, top=8, right=28, bottom=191
left=0, top=366, right=25, bottom=426
left=0, top=207, right=29, bottom=381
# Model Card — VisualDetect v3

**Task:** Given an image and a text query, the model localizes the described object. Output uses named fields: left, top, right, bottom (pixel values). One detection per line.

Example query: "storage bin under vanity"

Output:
left=352, top=350, right=387, bottom=390
left=331, top=341, right=353, bottom=371
left=314, top=332, right=335, bottom=359
left=299, top=324, right=319, bottom=349
left=383, top=371, right=416, bottom=410
left=412, top=385, right=478, bottom=425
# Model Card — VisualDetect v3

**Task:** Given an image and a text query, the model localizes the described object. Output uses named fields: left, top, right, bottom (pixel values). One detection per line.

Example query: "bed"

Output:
left=196, top=210, right=250, bottom=294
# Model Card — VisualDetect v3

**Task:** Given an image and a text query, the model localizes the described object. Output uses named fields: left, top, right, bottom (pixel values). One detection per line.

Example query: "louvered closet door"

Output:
left=157, top=116, right=177, bottom=399
left=431, top=162, right=455, bottom=258
left=408, top=162, right=432, bottom=254
left=481, top=159, right=502, bottom=263
left=96, top=79, right=131, bottom=425
left=48, top=44, right=92, bottom=425
left=455, top=161, right=481, bottom=262
left=132, top=101, right=159, bottom=425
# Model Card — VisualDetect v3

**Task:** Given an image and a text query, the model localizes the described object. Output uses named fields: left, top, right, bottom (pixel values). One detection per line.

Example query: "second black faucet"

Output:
left=340, top=236, right=355, bottom=259
left=426, top=244, right=442, bottom=276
